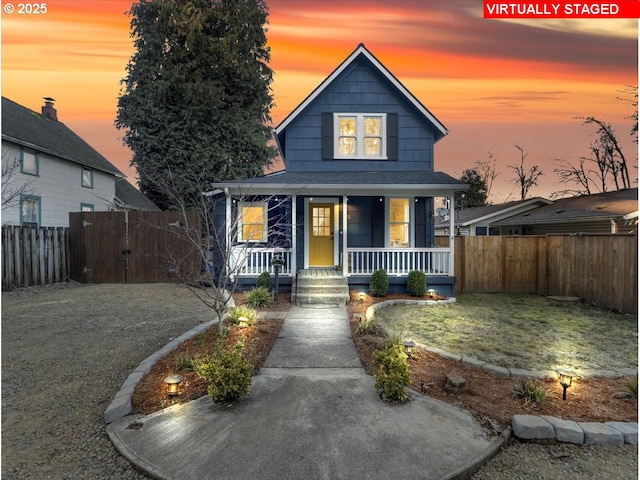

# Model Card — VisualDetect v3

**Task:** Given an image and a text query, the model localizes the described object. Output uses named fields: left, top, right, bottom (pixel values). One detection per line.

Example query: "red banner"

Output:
left=484, top=1, right=640, bottom=18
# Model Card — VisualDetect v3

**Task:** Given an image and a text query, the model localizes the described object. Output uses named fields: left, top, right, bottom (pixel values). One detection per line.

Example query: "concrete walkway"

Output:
left=107, top=305, right=502, bottom=480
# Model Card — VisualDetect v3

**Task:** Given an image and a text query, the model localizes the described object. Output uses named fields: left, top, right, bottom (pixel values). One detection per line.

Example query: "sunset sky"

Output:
left=2, top=0, right=637, bottom=202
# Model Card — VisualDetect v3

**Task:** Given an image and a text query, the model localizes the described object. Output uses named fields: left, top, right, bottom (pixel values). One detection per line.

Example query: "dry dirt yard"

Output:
left=2, top=283, right=637, bottom=480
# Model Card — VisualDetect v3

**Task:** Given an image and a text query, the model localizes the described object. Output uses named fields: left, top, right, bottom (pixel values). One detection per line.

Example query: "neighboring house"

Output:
left=114, top=178, right=161, bottom=211
left=211, top=44, right=467, bottom=296
left=435, top=198, right=552, bottom=236
left=1, top=97, right=158, bottom=227
left=492, top=188, right=638, bottom=235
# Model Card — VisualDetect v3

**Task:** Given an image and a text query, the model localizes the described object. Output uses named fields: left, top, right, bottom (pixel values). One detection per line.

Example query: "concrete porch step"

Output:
left=293, top=272, right=349, bottom=305
left=295, top=292, right=351, bottom=305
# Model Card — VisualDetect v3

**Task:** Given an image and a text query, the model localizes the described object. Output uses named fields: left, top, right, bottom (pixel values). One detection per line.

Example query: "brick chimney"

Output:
left=42, top=97, right=58, bottom=121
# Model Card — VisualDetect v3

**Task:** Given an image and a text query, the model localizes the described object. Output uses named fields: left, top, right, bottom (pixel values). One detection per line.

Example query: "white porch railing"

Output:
left=230, top=246, right=293, bottom=277
left=345, top=248, right=451, bottom=276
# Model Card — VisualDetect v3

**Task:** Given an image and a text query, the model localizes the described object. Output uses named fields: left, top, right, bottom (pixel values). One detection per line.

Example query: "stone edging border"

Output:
left=104, top=318, right=219, bottom=424
left=364, top=298, right=639, bottom=446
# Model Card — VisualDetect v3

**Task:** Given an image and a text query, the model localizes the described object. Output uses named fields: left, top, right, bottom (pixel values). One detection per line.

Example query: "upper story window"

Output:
left=333, top=113, right=387, bottom=159
left=21, top=149, right=39, bottom=176
left=20, top=195, right=40, bottom=226
left=238, top=201, right=267, bottom=242
left=82, top=167, right=93, bottom=188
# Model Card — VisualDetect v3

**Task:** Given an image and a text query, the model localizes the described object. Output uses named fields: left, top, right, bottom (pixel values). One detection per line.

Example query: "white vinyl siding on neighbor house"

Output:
left=21, top=148, right=39, bottom=175
left=1, top=143, right=116, bottom=227
left=334, top=113, right=387, bottom=159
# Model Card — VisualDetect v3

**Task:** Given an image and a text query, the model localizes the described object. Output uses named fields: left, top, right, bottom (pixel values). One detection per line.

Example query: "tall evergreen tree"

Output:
left=116, top=0, right=276, bottom=210
left=455, top=168, right=488, bottom=209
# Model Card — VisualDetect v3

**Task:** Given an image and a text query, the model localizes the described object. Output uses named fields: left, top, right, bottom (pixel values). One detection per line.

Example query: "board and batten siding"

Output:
left=283, top=59, right=436, bottom=172
left=1, top=143, right=116, bottom=227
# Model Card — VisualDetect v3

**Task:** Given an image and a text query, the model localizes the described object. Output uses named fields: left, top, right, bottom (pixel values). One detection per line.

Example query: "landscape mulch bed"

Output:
left=132, top=291, right=637, bottom=430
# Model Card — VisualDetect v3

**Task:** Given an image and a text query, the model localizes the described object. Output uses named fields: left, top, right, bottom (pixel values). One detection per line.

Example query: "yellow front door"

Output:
left=309, top=203, right=334, bottom=266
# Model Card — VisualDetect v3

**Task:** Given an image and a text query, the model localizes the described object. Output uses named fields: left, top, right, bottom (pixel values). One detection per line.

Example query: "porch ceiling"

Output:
left=212, top=170, right=468, bottom=197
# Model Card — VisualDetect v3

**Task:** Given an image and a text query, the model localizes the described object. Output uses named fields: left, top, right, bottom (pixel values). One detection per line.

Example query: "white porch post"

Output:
left=224, top=187, right=232, bottom=248
left=291, top=195, right=297, bottom=274
left=449, top=194, right=455, bottom=276
left=342, top=195, right=348, bottom=277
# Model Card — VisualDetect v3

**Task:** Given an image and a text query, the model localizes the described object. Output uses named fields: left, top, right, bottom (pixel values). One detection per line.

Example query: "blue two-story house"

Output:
left=211, top=44, right=467, bottom=299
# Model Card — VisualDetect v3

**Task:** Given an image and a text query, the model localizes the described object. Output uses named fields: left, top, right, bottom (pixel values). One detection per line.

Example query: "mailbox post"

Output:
left=270, top=248, right=284, bottom=302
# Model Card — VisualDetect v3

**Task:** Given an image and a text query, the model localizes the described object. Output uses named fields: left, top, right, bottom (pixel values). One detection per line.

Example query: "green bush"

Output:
left=512, top=378, right=550, bottom=404
left=193, top=340, right=253, bottom=403
left=256, top=271, right=273, bottom=291
left=407, top=270, right=426, bottom=297
left=373, top=338, right=411, bottom=403
left=356, top=314, right=386, bottom=337
left=369, top=269, right=389, bottom=297
left=227, top=305, right=257, bottom=326
left=615, top=378, right=638, bottom=399
left=175, top=351, right=197, bottom=371
left=244, top=286, right=271, bottom=308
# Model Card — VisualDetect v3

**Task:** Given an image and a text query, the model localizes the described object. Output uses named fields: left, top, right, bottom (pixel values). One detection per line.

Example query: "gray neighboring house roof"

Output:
left=1, top=96, right=123, bottom=176
left=492, top=188, right=638, bottom=227
left=212, top=170, right=467, bottom=196
left=435, top=197, right=552, bottom=229
left=114, top=178, right=161, bottom=211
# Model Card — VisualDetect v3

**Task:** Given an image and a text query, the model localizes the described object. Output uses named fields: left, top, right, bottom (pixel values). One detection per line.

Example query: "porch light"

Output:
left=403, top=340, right=416, bottom=358
left=557, top=369, right=577, bottom=400
left=164, top=374, right=183, bottom=397
left=238, top=316, right=249, bottom=328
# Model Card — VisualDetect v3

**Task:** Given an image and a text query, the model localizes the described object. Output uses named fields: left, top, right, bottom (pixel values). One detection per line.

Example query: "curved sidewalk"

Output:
left=107, top=305, right=503, bottom=480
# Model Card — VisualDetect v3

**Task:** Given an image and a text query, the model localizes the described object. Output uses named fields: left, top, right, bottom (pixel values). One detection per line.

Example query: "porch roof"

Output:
left=212, top=170, right=468, bottom=196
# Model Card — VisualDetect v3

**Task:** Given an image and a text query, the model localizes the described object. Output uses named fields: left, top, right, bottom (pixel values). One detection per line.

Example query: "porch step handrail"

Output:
left=345, top=247, right=451, bottom=276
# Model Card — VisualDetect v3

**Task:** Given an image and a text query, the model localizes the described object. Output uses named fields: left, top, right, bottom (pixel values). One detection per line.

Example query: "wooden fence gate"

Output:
left=69, top=211, right=201, bottom=283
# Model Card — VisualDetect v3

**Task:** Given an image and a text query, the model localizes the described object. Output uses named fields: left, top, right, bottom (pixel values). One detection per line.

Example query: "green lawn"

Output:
left=376, top=293, right=638, bottom=371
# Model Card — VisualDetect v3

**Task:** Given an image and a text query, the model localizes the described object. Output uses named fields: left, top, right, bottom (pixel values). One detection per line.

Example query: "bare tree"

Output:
left=473, top=150, right=499, bottom=202
left=139, top=164, right=292, bottom=327
left=555, top=115, right=633, bottom=197
left=507, top=144, right=543, bottom=200
left=1, top=150, right=35, bottom=209
left=616, top=85, right=638, bottom=139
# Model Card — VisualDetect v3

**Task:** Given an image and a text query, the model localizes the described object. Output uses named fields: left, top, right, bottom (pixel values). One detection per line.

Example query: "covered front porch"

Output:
left=213, top=171, right=465, bottom=297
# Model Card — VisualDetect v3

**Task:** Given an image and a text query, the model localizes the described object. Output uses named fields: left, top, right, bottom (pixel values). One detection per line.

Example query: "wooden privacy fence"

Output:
left=69, top=211, right=202, bottom=284
left=436, top=234, right=637, bottom=314
left=2, top=226, right=70, bottom=289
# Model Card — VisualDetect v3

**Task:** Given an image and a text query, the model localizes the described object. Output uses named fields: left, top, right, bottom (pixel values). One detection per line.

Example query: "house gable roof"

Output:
left=274, top=44, right=448, bottom=149
left=114, top=178, right=161, bottom=211
left=1, top=96, right=123, bottom=177
left=492, top=188, right=638, bottom=226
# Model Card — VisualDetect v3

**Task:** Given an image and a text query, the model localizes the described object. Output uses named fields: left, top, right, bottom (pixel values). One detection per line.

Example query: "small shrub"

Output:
left=407, top=270, right=426, bottom=297
left=244, top=286, right=271, bottom=308
left=356, top=314, right=386, bottom=337
left=227, top=305, right=257, bottom=326
left=256, top=271, right=273, bottom=291
left=513, top=378, right=550, bottom=404
left=193, top=340, right=253, bottom=403
left=373, top=338, right=411, bottom=403
left=615, top=378, right=638, bottom=399
left=370, top=269, right=389, bottom=297
left=175, top=351, right=197, bottom=371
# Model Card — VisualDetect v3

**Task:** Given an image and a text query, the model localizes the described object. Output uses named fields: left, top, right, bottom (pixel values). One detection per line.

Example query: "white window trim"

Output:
left=333, top=113, right=387, bottom=159
left=238, top=201, right=268, bottom=242
left=20, top=194, right=41, bottom=226
left=384, top=197, right=414, bottom=248
left=82, top=167, right=93, bottom=188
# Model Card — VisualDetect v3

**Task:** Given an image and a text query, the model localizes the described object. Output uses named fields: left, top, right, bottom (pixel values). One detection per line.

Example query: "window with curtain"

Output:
left=389, top=198, right=410, bottom=247
left=238, top=202, right=267, bottom=242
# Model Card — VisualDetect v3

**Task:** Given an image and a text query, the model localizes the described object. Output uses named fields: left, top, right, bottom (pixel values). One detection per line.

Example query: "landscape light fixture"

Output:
left=164, top=374, right=183, bottom=397
left=403, top=340, right=416, bottom=358
left=557, top=369, right=577, bottom=400
left=359, top=292, right=365, bottom=302
left=238, top=316, right=249, bottom=329
left=427, top=288, right=436, bottom=297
